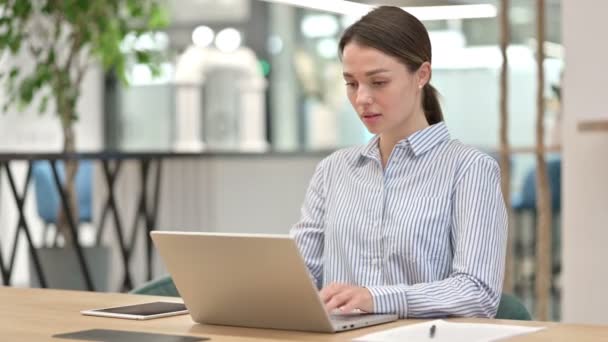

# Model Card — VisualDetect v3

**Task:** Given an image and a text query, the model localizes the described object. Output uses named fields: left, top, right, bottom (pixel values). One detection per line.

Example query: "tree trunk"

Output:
left=56, top=105, right=80, bottom=246
left=534, top=0, right=553, bottom=321
left=499, top=0, right=514, bottom=294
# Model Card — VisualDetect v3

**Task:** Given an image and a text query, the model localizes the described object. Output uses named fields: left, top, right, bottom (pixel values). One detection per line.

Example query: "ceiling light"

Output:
left=301, top=14, right=339, bottom=38
left=192, top=26, right=214, bottom=48
left=259, top=0, right=497, bottom=21
left=215, top=28, right=242, bottom=53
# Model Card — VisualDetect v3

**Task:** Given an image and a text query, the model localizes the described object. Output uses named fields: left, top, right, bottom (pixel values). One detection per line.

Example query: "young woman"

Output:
left=290, top=6, right=507, bottom=318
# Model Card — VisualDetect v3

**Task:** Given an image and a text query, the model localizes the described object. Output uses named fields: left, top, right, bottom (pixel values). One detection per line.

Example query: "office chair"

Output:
left=130, top=275, right=179, bottom=297
left=512, top=157, right=561, bottom=212
left=511, top=157, right=562, bottom=320
left=512, top=157, right=562, bottom=268
left=495, top=293, right=532, bottom=320
left=32, top=160, right=93, bottom=246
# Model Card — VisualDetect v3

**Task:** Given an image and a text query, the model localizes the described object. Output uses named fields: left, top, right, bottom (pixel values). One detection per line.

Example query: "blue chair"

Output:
left=32, top=160, right=93, bottom=245
left=130, top=275, right=179, bottom=297
left=496, top=293, right=532, bottom=320
left=511, top=157, right=561, bottom=319
left=512, top=157, right=561, bottom=212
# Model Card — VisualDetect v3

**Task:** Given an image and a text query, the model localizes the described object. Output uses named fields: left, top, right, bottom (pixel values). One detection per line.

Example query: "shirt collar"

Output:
left=405, top=122, right=451, bottom=157
left=360, top=122, right=450, bottom=160
left=360, top=135, right=381, bottom=160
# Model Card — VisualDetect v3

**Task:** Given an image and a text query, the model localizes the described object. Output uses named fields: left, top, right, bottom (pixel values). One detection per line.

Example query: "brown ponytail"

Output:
left=422, top=83, right=443, bottom=125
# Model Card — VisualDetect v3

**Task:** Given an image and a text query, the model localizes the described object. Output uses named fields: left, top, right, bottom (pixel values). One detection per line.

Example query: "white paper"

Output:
left=352, top=319, right=545, bottom=342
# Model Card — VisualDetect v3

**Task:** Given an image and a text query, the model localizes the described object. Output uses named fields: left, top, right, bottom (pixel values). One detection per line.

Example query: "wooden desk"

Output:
left=1, top=287, right=607, bottom=341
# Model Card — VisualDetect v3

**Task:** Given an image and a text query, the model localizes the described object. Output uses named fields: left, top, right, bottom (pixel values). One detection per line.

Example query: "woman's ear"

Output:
left=417, top=62, right=432, bottom=87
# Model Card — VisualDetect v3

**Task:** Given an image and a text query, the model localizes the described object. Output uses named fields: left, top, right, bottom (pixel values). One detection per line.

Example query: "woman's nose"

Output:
left=355, top=88, right=372, bottom=106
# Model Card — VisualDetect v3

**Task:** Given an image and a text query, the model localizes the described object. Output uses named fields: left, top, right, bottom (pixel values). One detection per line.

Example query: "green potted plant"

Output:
left=0, top=0, right=169, bottom=290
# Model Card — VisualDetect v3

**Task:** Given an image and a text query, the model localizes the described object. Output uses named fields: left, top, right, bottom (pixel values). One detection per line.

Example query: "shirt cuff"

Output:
left=366, top=285, right=409, bottom=318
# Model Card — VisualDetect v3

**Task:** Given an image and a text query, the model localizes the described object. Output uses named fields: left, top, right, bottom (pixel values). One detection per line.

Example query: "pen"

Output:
left=429, top=324, right=436, bottom=338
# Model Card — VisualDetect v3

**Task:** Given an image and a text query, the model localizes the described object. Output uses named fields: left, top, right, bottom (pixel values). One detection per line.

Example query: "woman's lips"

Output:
left=361, top=113, right=382, bottom=124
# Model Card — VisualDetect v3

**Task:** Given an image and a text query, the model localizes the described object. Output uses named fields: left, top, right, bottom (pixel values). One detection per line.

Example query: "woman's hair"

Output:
left=339, top=6, right=443, bottom=125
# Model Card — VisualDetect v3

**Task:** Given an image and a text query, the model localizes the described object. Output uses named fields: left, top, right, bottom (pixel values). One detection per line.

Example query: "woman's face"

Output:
left=342, top=42, right=429, bottom=139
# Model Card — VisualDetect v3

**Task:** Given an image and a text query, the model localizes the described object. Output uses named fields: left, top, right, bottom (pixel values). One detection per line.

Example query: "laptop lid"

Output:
left=151, top=231, right=337, bottom=332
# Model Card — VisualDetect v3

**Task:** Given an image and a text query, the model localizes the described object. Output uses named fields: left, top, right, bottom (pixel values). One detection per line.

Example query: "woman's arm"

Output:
left=290, top=159, right=329, bottom=290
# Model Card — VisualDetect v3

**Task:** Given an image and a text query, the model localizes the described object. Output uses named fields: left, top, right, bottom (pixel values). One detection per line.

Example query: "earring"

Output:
left=418, top=84, right=423, bottom=89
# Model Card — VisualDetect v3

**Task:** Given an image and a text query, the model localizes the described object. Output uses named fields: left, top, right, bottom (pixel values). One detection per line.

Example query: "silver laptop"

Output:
left=151, top=231, right=398, bottom=333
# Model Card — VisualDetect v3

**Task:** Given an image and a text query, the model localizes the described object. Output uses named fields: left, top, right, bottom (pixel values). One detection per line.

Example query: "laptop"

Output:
left=151, top=231, right=398, bottom=333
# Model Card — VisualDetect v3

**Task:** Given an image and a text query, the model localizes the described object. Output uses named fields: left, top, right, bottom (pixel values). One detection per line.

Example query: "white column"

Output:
left=238, top=77, right=269, bottom=151
left=173, top=46, right=209, bottom=152
left=174, top=83, right=205, bottom=151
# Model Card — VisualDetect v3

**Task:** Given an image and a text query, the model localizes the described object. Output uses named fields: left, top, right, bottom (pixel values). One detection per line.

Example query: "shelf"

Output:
left=578, top=120, right=608, bottom=132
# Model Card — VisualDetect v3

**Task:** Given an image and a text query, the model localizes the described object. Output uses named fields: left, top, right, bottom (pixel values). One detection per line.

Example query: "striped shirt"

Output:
left=290, top=122, right=508, bottom=318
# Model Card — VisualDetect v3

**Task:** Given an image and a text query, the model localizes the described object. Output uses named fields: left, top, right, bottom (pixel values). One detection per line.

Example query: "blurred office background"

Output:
left=1, top=0, right=607, bottom=326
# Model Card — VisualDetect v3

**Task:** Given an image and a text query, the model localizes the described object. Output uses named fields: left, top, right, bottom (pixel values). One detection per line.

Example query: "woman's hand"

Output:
left=319, top=283, right=373, bottom=314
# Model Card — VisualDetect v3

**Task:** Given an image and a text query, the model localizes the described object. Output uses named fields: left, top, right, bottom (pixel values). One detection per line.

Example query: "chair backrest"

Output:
left=513, top=157, right=561, bottom=212
left=496, top=293, right=532, bottom=320
left=130, top=275, right=179, bottom=297
left=32, top=160, right=93, bottom=224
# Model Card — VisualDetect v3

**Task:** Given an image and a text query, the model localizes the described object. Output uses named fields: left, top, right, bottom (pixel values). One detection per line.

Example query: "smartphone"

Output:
left=81, top=301, right=188, bottom=320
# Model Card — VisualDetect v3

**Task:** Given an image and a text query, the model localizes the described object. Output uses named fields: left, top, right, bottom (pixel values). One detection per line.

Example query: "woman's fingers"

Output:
left=319, top=283, right=348, bottom=303
left=320, top=284, right=373, bottom=313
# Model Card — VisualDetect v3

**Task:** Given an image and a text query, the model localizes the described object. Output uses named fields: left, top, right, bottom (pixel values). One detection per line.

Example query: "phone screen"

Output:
left=94, top=302, right=187, bottom=316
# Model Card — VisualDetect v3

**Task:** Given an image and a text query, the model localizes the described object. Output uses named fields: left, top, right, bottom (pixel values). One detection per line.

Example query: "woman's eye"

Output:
left=372, top=81, right=387, bottom=86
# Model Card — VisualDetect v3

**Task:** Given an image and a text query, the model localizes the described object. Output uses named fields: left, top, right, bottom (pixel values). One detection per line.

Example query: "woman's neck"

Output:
left=378, top=113, right=430, bottom=168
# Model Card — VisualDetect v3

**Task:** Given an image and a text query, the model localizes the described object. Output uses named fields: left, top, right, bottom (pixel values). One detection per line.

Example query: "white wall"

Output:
left=561, top=0, right=608, bottom=324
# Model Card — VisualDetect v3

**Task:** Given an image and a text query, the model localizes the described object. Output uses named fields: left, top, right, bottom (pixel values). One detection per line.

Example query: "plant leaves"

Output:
left=0, top=0, right=170, bottom=125
left=38, top=95, right=49, bottom=114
